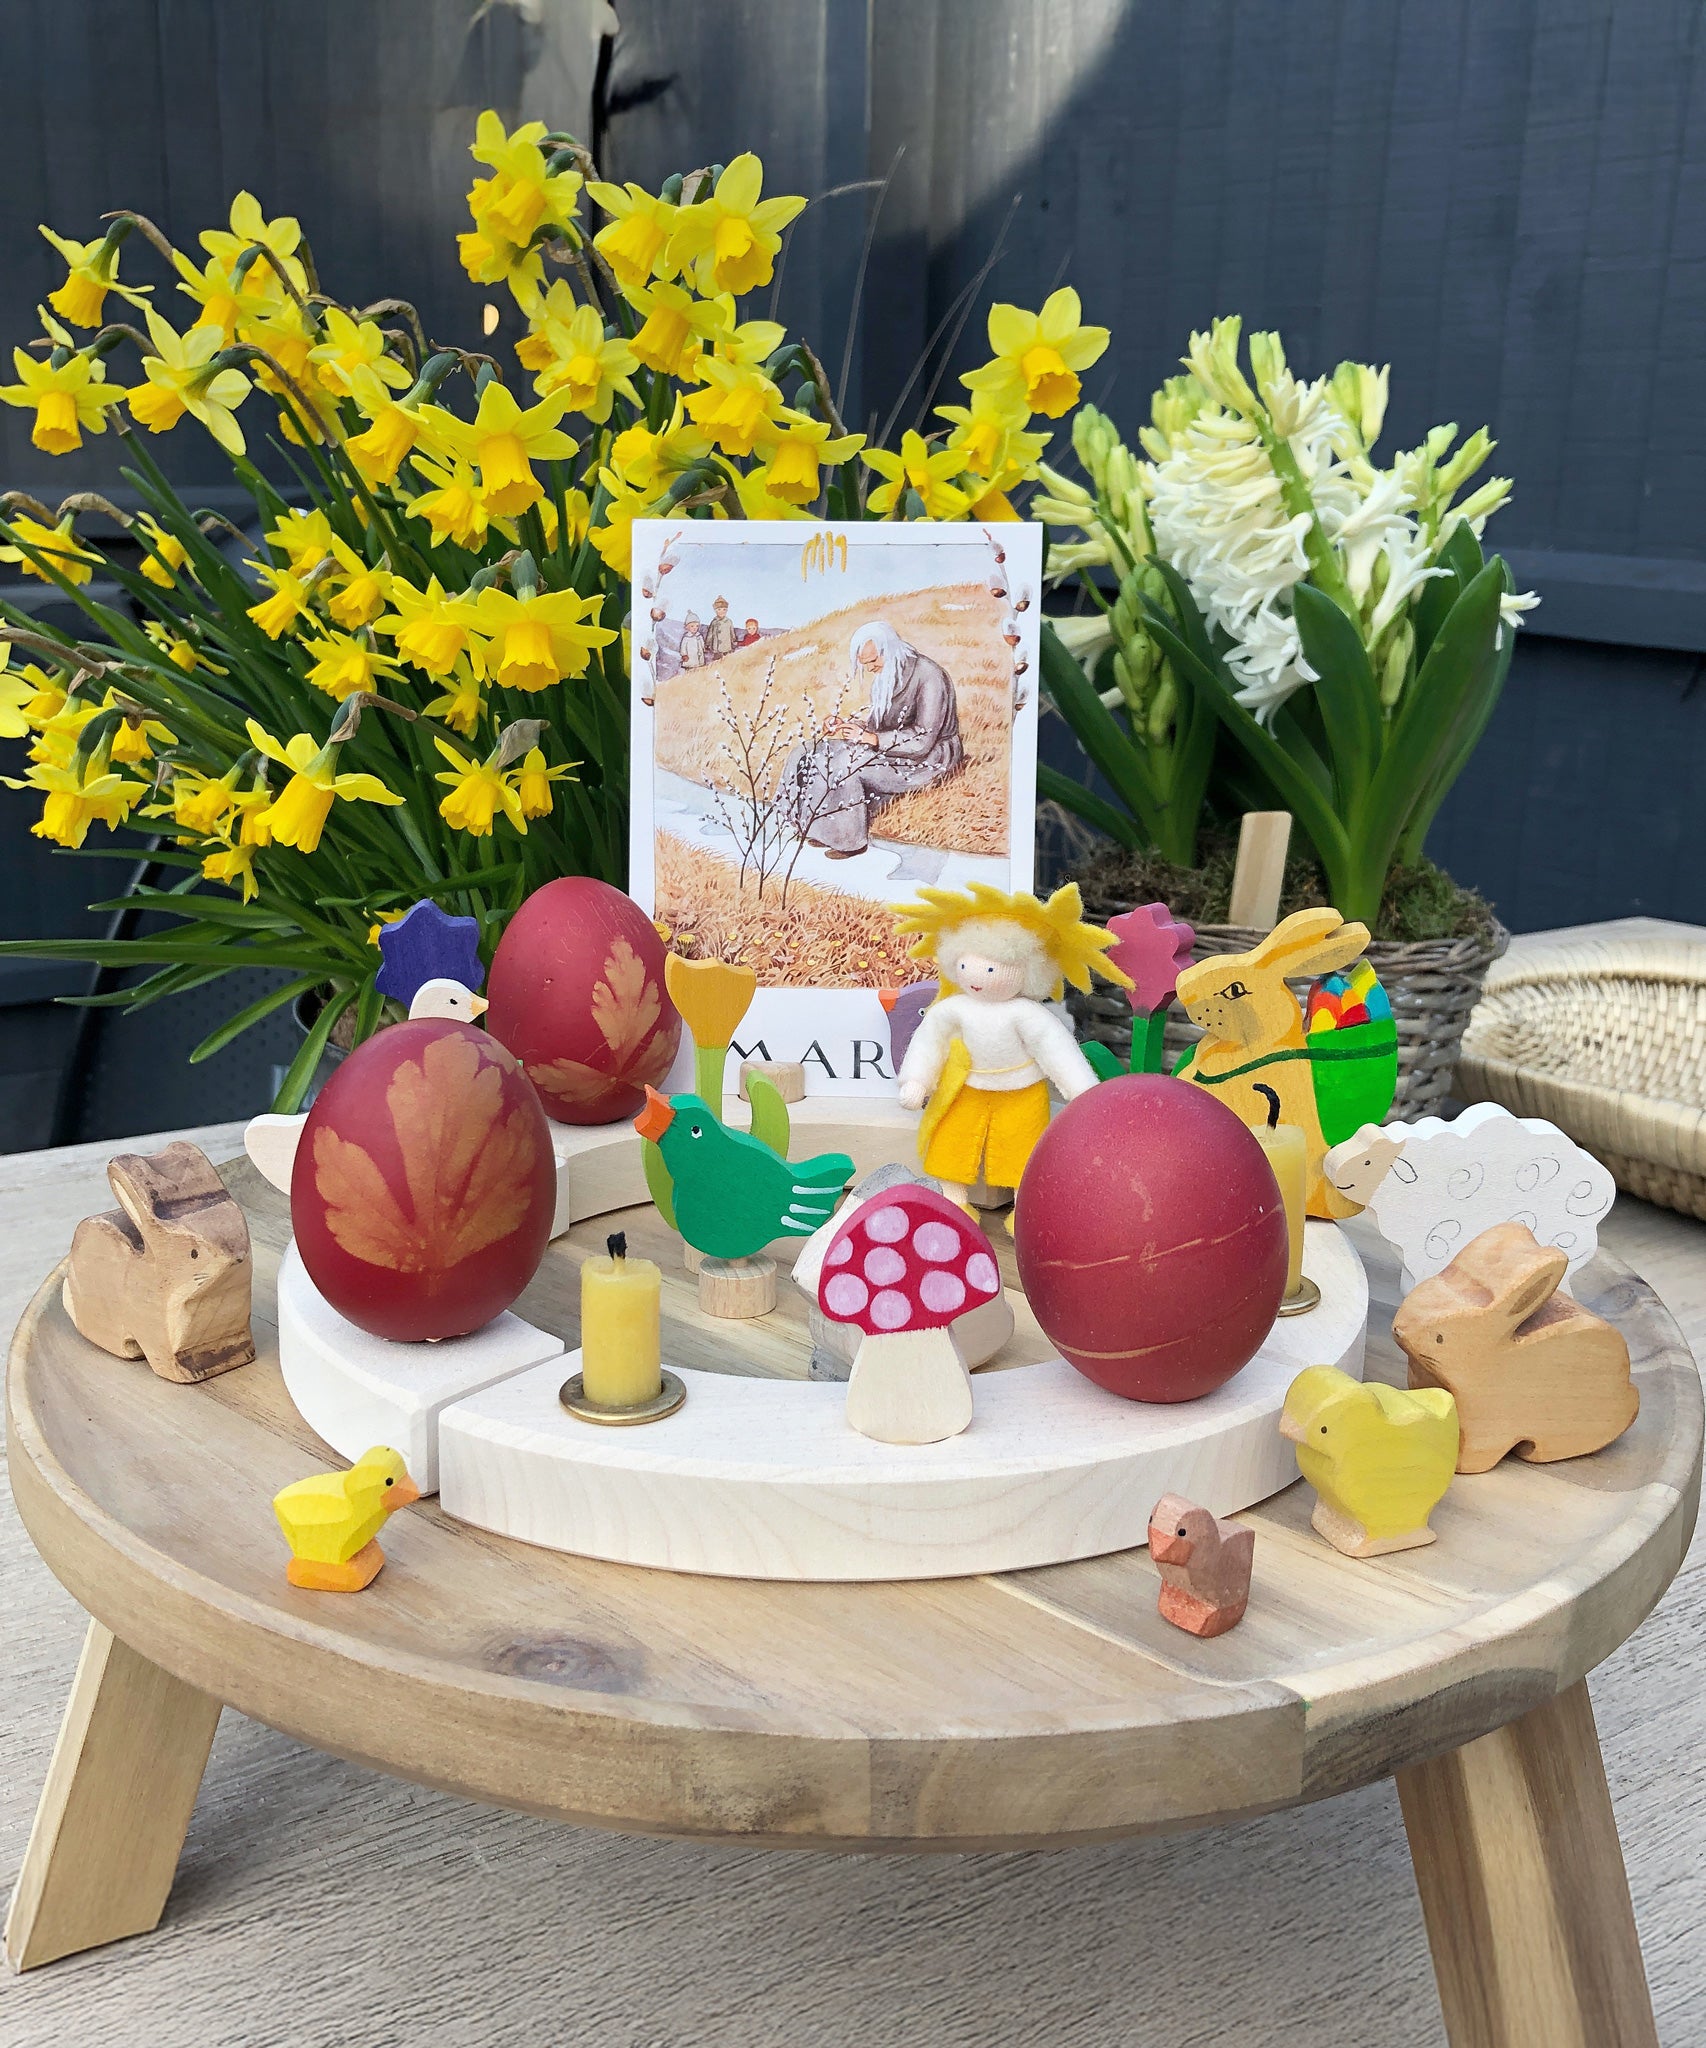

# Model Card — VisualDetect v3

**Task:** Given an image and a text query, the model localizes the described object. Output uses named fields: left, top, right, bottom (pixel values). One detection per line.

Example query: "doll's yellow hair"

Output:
left=894, top=882, right=1133, bottom=1002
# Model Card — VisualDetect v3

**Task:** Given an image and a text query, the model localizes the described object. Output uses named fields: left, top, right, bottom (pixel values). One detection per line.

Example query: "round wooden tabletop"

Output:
left=7, top=1158, right=1700, bottom=1852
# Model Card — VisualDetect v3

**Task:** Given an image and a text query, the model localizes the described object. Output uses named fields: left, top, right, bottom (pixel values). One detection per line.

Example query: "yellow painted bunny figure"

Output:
left=1174, top=908, right=1373, bottom=1219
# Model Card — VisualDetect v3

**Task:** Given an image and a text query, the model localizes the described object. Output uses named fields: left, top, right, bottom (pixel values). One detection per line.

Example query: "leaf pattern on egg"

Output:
left=312, top=1033, right=540, bottom=1274
left=529, top=938, right=672, bottom=1100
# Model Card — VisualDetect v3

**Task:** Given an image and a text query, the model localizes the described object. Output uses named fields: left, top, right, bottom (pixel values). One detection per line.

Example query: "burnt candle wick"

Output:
left=607, top=1230, right=627, bottom=1264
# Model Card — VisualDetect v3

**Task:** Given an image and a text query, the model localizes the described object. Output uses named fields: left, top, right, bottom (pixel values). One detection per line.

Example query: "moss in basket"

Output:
left=1074, top=830, right=1497, bottom=946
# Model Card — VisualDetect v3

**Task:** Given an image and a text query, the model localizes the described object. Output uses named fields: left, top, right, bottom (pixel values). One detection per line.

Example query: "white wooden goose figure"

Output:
left=244, top=979, right=488, bottom=1195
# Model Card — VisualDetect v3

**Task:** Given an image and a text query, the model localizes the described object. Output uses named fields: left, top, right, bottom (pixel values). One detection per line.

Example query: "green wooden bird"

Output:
left=634, top=1087, right=853, bottom=1261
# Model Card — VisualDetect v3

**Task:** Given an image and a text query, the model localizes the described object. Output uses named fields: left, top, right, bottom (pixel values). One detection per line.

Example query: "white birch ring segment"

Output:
left=273, top=1105, right=1366, bottom=1579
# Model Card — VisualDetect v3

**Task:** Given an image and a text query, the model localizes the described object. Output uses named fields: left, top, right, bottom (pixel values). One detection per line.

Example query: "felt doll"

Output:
left=893, top=883, right=1131, bottom=1205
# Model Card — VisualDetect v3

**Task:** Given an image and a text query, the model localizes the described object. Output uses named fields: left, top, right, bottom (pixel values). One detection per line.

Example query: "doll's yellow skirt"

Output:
left=921, top=1080, right=1051, bottom=1186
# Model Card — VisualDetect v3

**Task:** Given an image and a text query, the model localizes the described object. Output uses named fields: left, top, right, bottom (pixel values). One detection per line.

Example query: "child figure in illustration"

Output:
left=893, top=883, right=1131, bottom=1206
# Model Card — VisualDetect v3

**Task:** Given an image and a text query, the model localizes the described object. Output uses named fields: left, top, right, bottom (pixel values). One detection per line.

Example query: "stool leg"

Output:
left=5, top=1620, right=222, bottom=1970
left=1396, top=1679, right=1658, bottom=2048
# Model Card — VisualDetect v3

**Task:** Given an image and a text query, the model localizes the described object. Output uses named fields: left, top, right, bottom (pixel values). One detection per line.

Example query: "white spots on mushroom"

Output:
left=919, top=1268, right=966, bottom=1317
left=864, top=1245, right=907, bottom=1287
left=870, top=1289, right=912, bottom=1330
left=965, top=1251, right=1000, bottom=1295
left=912, top=1220, right=960, bottom=1263
left=824, top=1272, right=869, bottom=1319
left=864, top=1205, right=910, bottom=1244
left=825, top=1235, right=854, bottom=1266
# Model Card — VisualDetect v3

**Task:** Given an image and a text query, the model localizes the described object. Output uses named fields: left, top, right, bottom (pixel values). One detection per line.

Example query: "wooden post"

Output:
left=5, top=1622, right=222, bottom=1970
left=1227, top=811, right=1292, bottom=932
left=1397, top=1680, right=1659, bottom=2048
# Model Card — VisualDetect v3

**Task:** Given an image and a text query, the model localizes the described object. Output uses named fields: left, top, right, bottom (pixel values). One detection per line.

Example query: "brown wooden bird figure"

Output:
left=1147, top=1493, right=1255, bottom=1638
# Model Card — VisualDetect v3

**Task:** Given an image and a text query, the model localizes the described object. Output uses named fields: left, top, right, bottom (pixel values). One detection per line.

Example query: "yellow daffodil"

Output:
left=683, top=356, right=784, bottom=457
left=162, top=763, right=244, bottom=837
left=425, top=382, right=577, bottom=518
left=135, top=514, right=190, bottom=587
left=728, top=465, right=813, bottom=521
left=706, top=306, right=786, bottom=368
left=588, top=468, right=658, bottom=579
left=263, top=507, right=337, bottom=575
left=586, top=180, right=679, bottom=289
left=446, top=585, right=616, bottom=693
left=127, top=308, right=251, bottom=453
left=962, top=287, right=1109, bottom=419
left=666, top=155, right=805, bottom=297
left=27, top=696, right=98, bottom=768
left=933, top=388, right=1037, bottom=476
left=0, top=347, right=125, bottom=455
left=243, top=303, right=315, bottom=391
left=3, top=752, right=148, bottom=848
left=404, top=452, right=496, bottom=550
left=103, top=691, right=176, bottom=764
left=198, top=192, right=307, bottom=297
left=621, top=279, right=727, bottom=380
left=434, top=737, right=527, bottom=837
left=245, top=718, right=404, bottom=852
left=375, top=576, right=478, bottom=677
left=308, top=308, right=410, bottom=398
left=862, top=430, right=972, bottom=519
left=0, top=513, right=101, bottom=586
left=246, top=562, right=316, bottom=639
left=301, top=630, right=402, bottom=702
left=0, top=648, right=62, bottom=737
left=343, top=366, right=437, bottom=484
left=609, top=400, right=712, bottom=493
left=39, top=226, right=150, bottom=329
left=423, top=666, right=485, bottom=737
left=364, top=908, right=407, bottom=946
left=201, top=840, right=261, bottom=901
left=322, top=536, right=390, bottom=630
left=469, top=111, right=584, bottom=247
left=515, top=745, right=577, bottom=819
left=752, top=409, right=865, bottom=503
left=516, top=285, right=639, bottom=422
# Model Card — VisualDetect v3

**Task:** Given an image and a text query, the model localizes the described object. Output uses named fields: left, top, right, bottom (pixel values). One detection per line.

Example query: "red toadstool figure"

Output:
left=817, top=1186, right=999, bottom=1443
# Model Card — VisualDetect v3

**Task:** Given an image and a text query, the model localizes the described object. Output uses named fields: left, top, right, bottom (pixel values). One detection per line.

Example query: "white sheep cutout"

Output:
left=1323, top=1100, right=1617, bottom=1296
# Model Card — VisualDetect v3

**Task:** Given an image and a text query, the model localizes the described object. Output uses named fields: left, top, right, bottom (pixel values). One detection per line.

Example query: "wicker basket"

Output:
left=1457, top=930, right=1706, bottom=1219
left=1069, top=894, right=1509, bottom=1123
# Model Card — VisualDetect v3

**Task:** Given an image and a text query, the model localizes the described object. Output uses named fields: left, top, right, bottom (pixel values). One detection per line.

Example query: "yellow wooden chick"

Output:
left=273, top=1445, right=420, bottom=1592
left=1279, top=1365, right=1458, bottom=1557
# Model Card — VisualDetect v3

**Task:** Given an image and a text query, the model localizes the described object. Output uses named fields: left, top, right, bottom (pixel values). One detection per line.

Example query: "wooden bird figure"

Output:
left=1279, top=1365, right=1458, bottom=1557
left=1393, top=1221, right=1638, bottom=1472
left=1147, top=1493, right=1254, bottom=1637
left=273, top=1445, right=421, bottom=1592
left=633, top=1087, right=853, bottom=1262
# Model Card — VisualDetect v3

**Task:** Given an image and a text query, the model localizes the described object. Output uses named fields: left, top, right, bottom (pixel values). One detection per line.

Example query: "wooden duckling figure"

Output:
left=1147, top=1494, right=1254, bottom=1637
left=273, top=1446, right=420, bottom=1591
left=1279, top=1365, right=1458, bottom=1557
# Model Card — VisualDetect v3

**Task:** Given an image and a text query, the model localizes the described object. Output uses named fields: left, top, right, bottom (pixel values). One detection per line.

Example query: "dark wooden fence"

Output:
left=1, top=0, right=1701, bottom=1144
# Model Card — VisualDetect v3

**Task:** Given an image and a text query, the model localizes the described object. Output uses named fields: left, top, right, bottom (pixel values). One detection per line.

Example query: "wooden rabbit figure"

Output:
left=1174, top=907, right=1383, bottom=1218
left=1393, top=1220, right=1637, bottom=1472
left=63, top=1141, right=255, bottom=1384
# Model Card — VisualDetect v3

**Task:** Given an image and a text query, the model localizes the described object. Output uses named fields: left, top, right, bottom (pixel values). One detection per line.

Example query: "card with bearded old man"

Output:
left=629, top=519, right=1041, bottom=1097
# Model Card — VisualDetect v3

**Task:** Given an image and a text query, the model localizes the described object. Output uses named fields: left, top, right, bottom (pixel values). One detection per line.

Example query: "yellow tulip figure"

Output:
left=0, top=347, right=125, bottom=455
left=245, top=719, right=405, bottom=853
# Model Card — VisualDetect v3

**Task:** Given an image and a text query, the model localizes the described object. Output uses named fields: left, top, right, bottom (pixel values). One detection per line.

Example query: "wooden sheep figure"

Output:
left=63, top=1141, right=255, bottom=1383
left=1324, top=1100, right=1617, bottom=1295
left=1147, top=1494, right=1254, bottom=1638
left=1393, top=1220, right=1638, bottom=1473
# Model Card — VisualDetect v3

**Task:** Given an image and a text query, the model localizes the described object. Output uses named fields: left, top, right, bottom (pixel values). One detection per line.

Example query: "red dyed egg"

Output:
left=292, top=1019, right=555, bottom=1341
left=1013, top=1074, right=1288, bottom=1402
left=486, top=877, right=680, bottom=1124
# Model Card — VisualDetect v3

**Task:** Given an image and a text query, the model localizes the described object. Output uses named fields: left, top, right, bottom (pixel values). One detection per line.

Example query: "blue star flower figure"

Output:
left=375, top=900, right=486, bottom=1009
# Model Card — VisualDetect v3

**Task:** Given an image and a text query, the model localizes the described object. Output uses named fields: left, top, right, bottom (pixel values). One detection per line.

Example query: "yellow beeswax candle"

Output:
left=580, top=1231, right=662, bottom=1407
left=1253, top=1119, right=1308, bottom=1301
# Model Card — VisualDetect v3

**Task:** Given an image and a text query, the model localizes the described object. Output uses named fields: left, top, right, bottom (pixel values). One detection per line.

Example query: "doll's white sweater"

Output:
left=897, top=994, right=1098, bottom=1099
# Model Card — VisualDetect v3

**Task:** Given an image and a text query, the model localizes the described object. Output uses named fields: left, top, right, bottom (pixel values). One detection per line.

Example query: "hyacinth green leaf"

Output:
left=1037, top=762, right=1142, bottom=849
left=1039, top=622, right=1167, bottom=843
left=1292, top=583, right=1381, bottom=816
left=1411, top=519, right=1485, bottom=674
left=1398, top=557, right=1518, bottom=861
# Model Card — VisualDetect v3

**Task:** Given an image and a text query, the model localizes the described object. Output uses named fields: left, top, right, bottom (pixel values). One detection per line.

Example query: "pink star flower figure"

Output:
left=1104, top=902, right=1195, bottom=1072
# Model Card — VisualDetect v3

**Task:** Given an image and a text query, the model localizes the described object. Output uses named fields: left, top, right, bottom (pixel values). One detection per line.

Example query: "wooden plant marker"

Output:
left=62, top=1142, right=255, bottom=1384
left=738, top=1059, right=805, bottom=1104
left=1227, top=811, right=1292, bottom=931
left=698, top=1253, right=777, bottom=1319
